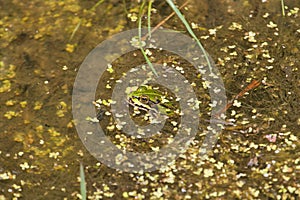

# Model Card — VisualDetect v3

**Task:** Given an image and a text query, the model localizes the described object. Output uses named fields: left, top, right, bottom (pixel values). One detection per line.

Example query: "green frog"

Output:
left=127, top=85, right=178, bottom=117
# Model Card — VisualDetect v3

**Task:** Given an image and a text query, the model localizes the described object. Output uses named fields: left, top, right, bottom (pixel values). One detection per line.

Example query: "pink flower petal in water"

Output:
left=247, top=156, right=259, bottom=167
left=265, top=134, right=277, bottom=143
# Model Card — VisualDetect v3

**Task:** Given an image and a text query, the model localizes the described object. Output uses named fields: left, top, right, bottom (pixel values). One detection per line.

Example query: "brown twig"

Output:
left=215, top=79, right=261, bottom=117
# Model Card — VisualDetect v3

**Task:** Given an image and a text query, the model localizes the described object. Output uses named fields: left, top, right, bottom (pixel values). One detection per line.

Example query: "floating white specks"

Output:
left=228, top=22, right=242, bottom=30
left=233, top=100, right=241, bottom=107
left=185, top=128, right=191, bottom=134
left=241, top=120, right=249, bottom=125
left=151, top=146, right=160, bottom=152
left=202, top=81, right=210, bottom=89
left=49, top=152, right=60, bottom=159
left=267, top=21, right=277, bottom=28
left=191, top=22, right=198, bottom=29
left=289, top=134, right=298, bottom=141
left=93, top=101, right=101, bottom=108
left=106, top=64, right=114, bottom=73
left=200, top=35, right=209, bottom=39
left=263, top=13, right=270, bottom=18
left=187, top=98, right=194, bottom=103
left=129, top=68, right=138, bottom=73
left=107, top=125, right=115, bottom=131
left=171, top=121, right=178, bottom=127
left=130, top=36, right=145, bottom=48
left=209, top=100, right=217, bottom=107
left=116, top=124, right=123, bottom=130
left=199, top=69, right=206, bottom=74
left=231, top=110, right=236, bottom=116
left=203, top=168, right=214, bottom=177
left=175, top=66, right=184, bottom=72
left=229, top=51, right=237, bottom=56
left=62, top=65, right=68, bottom=70
left=244, top=31, right=257, bottom=43
left=102, top=100, right=111, bottom=106
left=213, top=87, right=221, bottom=93
left=265, top=66, right=273, bottom=69
left=145, top=49, right=152, bottom=56
left=262, top=53, right=271, bottom=58
left=105, top=111, right=111, bottom=116
left=86, top=117, right=99, bottom=123
left=115, top=113, right=124, bottom=118
left=208, top=28, right=217, bottom=35
left=20, top=162, right=30, bottom=170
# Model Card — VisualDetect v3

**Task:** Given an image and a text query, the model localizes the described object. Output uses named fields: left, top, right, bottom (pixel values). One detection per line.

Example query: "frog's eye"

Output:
left=140, top=95, right=149, bottom=104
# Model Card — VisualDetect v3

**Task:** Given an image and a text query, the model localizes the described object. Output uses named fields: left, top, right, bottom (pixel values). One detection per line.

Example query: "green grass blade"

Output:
left=90, top=0, right=105, bottom=11
left=69, top=19, right=82, bottom=42
left=140, top=47, right=157, bottom=76
left=138, top=0, right=158, bottom=76
left=281, top=0, right=285, bottom=16
left=138, top=0, right=146, bottom=39
left=165, top=0, right=214, bottom=74
left=147, top=0, right=153, bottom=38
left=80, top=163, right=87, bottom=200
left=122, top=0, right=128, bottom=14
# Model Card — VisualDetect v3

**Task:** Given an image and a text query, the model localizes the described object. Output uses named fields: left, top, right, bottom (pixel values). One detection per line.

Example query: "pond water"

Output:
left=0, top=0, right=299, bottom=199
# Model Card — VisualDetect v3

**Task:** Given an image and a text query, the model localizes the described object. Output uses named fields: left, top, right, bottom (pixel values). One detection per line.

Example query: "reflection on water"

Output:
left=0, top=0, right=299, bottom=199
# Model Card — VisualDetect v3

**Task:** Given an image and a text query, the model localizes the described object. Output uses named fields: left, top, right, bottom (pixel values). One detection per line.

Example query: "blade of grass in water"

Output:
left=90, top=0, right=105, bottom=11
left=69, top=19, right=82, bottom=42
left=281, top=0, right=285, bottom=16
left=138, top=0, right=158, bottom=76
left=80, top=163, right=87, bottom=200
left=165, top=0, right=214, bottom=74
left=147, top=0, right=153, bottom=38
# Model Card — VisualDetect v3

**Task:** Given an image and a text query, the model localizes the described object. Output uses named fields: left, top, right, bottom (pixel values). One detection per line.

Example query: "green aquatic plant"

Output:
left=281, top=0, right=285, bottom=16
left=69, top=0, right=105, bottom=42
left=137, top=0, right=158, bottom=76
left=147, top=0, right=153, bottom=38
left=90, top=0, right=105, bottom=12
left=136, top=0, right=213, bottom=75
left=80, top=163, right=87, bottom=200
left=165, top=0, right=213, bottom=74
left=69, top=19, right=82, bottom=42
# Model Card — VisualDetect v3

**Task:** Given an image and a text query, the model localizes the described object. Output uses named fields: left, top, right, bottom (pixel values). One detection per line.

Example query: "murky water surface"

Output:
left=0, top=0, right=299, bottom=199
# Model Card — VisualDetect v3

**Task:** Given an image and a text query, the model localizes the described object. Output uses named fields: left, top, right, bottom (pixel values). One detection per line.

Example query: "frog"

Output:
left=127, top=85, right=178, bottom=118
